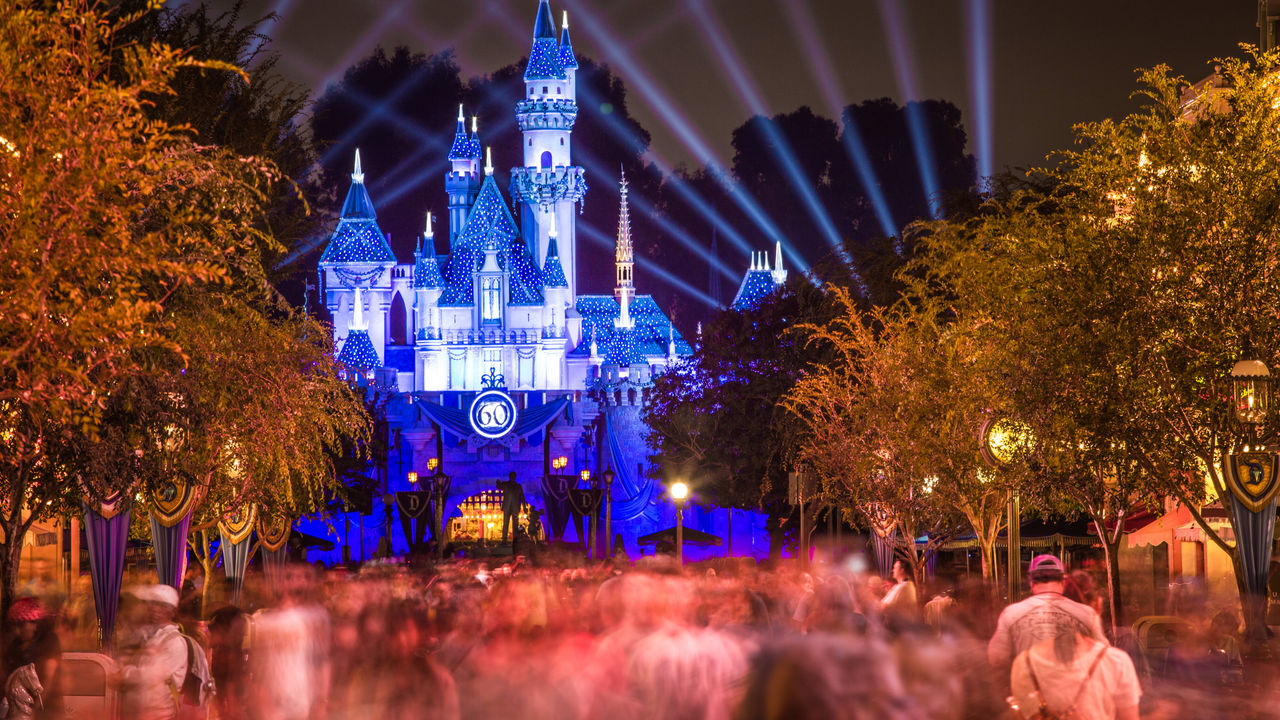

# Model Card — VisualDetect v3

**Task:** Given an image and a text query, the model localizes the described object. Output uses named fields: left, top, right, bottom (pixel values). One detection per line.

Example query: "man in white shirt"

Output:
left=987, top=554, right=1108, bottom=676
left=120, top=584, right=189, bottom=720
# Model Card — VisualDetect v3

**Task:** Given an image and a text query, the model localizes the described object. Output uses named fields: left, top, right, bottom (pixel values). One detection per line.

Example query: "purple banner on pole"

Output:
left=82, top=502, right=131, bottom=647
left=148, top=512, right=191, bottom=590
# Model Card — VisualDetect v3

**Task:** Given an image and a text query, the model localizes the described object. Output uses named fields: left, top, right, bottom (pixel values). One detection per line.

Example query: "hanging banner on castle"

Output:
left=1223, top=451, right=1280, bottom=513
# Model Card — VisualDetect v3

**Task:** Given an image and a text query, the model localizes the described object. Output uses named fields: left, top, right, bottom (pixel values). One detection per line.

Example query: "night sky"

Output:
left=193, top=0, right=1257, bottom=174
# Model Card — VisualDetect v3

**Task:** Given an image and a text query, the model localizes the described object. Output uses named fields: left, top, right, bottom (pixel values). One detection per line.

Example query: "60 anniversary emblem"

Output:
left=470, top=389, right=518, bottom=439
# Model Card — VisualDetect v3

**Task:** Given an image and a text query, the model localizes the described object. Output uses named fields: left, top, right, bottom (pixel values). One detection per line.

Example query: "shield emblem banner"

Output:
left=218, top=503, right=258, bottom=545
left=150, top=478, right=199, bottom=527
left=1224, top=451, right=1280, bottom=513
left=396, top=491, right=432, bottom=520
left=257, top=514, right=292, bottom=552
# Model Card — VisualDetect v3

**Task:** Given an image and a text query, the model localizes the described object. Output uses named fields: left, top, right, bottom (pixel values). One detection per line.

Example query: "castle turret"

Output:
left=541, top=216, right=569, bottom=337
left=319, top=149, right=396, bottom=365
left=413, top=212, right=445, bottom=339
left=558, top=11, right=578, bottom=101
left=447, top=105, right=482, bottom=251
left=511, top=0, right=587, bottom=300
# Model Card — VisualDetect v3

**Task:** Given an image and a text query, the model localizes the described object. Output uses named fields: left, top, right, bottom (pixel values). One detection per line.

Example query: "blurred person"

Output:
left=735, top=633, right=928, bottom=720
left=923, top=583, right=956, bottom=634
left=2, top=596, right=61, bottom=720
left=1166, top=610, right=1244, bottom=686
left=207, top=606, right=250, bottom=720
left=881, top=561, right=918, bottom=619
left=118, top=585, right=189, bottom=720
left=988, top=554, right=1107, bottom=677
left=249, top=564, right=331, bottom=720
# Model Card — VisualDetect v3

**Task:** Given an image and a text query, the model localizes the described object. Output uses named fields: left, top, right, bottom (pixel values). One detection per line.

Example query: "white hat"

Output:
left=128, top=584, right=179, bottom=607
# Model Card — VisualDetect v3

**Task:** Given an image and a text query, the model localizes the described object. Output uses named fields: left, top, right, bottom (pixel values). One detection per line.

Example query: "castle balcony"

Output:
left=392, top=264, right=414, bottom=281
left=515, top=98, right=578, bottom=131
left=509, top=166, right=587, bottom=207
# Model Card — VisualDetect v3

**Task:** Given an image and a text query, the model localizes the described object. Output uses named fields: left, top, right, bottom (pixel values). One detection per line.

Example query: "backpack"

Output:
left=178, top=634, right=216, bottom=716
left=1010, top=645, right=1107, bottom=720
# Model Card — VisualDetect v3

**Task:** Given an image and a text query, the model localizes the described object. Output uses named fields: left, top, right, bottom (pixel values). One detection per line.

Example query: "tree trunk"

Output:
left=767, top=515, right=784, bottom=560
left=0, top=529, right=23, bottom=620
left=979, top=537, right=998, bottom=584
left=1090, top=512, right=1124, bottom=638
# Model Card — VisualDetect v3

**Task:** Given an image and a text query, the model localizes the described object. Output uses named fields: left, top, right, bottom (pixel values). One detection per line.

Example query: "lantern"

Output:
left=1230, top=358, right=1271, bottom=425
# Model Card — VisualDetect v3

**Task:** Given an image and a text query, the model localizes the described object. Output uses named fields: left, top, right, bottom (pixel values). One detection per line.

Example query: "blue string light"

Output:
left=337, top=330, right=380, bottom=371
left=571, top=295, right=691, bottom=364
left=320, top=219, right=395, bottom=263
left=731, top=270, right=778, bottom=311
left=440, top=176, right=544, bottom=307
left=541, top=236, right=568, bottom=288
left=525, top=37, right=566, bottom=81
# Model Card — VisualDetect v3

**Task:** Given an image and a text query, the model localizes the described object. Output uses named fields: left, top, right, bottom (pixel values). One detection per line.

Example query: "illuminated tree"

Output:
left=785, top=290, right=1017, bottom=584
left=912, top=50, right=1280, bottom=637
left=0, top=1, right=367, bottom=612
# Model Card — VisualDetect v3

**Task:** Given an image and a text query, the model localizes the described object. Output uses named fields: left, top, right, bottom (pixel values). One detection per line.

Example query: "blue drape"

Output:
left=604, top=412, right=657, bottom=521
left=148, top=512, right=191, bottom=590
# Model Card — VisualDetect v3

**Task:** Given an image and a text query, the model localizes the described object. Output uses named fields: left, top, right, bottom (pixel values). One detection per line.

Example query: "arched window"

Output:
left=389, top=292, right=407, bottom=345
left=540, top=151, right=552, bottom=169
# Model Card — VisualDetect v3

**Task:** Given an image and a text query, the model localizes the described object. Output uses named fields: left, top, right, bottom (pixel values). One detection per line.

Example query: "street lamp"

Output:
left=407, top=471, right=418, bottom=485
left=1230, top=358, right=1272, bottom=427
left=1225, top=355, right=1280, bottom=644
left=430, top=468, right=451, bottom=560
left=670, top=482, right=689, bottom=566
left=580, top=468, right=591, bottom=483
left=602, top=466, right=615, bottom=557
left=553, top=456, right=568, bottom=472
left=980, top=416, right=1035, bottom=601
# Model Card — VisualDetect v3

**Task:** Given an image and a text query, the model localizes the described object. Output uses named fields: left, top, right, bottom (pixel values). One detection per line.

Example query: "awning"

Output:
left=637, top=526, right=722, bottom=547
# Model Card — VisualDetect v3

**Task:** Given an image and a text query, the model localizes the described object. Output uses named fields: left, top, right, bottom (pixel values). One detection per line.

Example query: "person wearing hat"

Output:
left=119, top=584, right=189, bottom=720
left=1005, top=564, right=1140, bottom=720
left=2, top=596, right=61, bottom=720
left=987, top=554, right=1108, bottom=677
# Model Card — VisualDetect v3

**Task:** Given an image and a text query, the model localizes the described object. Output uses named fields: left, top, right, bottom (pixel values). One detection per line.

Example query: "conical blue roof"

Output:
left=559, top=23, right=578, bottom=70
left=414, top=252, right=444, bottom=288
left=337, top=330, right=380, bottom=372
left=731, top=269, right=778, bottom=311
left=532, top=0, right=556, bottom=39
left=321, top=153, right=395, bottom=264
left=448, top=116, right=471, bottom=161
left=440, top=175, right=543, bottom=307
left=541, top=236, right=568, bottom=288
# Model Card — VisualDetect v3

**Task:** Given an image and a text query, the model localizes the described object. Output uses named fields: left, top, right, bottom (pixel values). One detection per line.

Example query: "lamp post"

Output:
left=430, top=467, right=451, bottom=560
left=980, top=417, right=1035, bottom=602
left=1226, top=356, right=1280, bottom=645
left=670, top=482, right=689, bottom=566
left=580, top=469, right=594, bottom=557
left=602, top=466, right=615, bottom=558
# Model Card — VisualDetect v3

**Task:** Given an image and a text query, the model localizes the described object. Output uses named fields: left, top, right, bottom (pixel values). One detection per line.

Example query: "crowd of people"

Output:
left=1, top=549, right=1274, bottom=720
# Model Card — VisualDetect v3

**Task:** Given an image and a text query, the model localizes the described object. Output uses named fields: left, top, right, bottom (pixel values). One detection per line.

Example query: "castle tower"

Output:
left=446, top=105, right=482, bottom=251
left=510, top=0, right=587, bottom=299
left=318, top=149, right=396, bottom=366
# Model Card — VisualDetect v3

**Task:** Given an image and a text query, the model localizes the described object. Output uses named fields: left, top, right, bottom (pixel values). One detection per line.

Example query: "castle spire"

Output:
left=614, top=170, right=634, bottom=329
left=351, top=286, right=368, bottom=331
left=559, top=9, right=579, bottom=70
left=469, top=116, right=482, bottom=159
left=448, top=105, right=471, bottom=161
left=352, top=149, right=364, bottom=183
left=526, top=0, right=567, bottom=81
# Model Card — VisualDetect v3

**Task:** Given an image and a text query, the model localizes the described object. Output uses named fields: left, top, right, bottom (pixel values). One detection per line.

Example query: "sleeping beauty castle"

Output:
left=312, top=0, right=784, bottom=560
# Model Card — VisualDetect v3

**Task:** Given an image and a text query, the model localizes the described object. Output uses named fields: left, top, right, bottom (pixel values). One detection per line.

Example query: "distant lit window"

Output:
left=540, top=151, right=552, bottom=169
